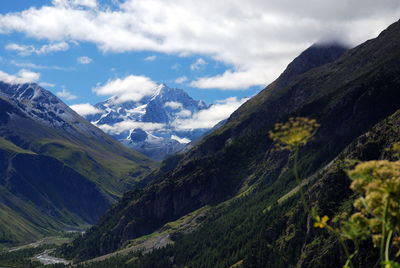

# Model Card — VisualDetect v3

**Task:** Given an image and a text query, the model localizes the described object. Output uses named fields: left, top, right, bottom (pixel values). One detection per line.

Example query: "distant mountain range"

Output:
left=0, top=82, right=156, bottom=245
left=86, top=84, right=209, bottom=161
left=60, top=19, right=400, bottom=267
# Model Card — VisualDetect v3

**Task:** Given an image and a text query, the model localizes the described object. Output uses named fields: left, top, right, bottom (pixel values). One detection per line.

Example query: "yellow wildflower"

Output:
left=314, top=215, right=329, bottom=229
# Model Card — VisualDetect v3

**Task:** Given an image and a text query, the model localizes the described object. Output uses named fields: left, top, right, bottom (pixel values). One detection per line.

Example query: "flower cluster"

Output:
left=346, top=160, right=400, bottom=262
left=268, top=117, right=320, bottom=151
left=349, top=160, right=400, bottom=233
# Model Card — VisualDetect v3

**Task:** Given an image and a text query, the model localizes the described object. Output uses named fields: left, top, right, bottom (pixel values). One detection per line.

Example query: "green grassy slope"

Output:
left=60, top=19, right=400, bottom=265
left=0, top=141, right=66, bottom=245
left=65, top=110, right=400, bottom=268
left=0, top=87, right=158, bottom=246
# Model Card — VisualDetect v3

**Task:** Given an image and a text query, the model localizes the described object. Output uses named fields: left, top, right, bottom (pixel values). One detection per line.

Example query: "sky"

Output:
left=0, top=0, right=399, bottom=128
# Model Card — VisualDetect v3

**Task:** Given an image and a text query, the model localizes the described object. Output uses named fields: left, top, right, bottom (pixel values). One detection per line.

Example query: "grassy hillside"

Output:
left=59, top=19, right=400, bottom=266
left=0, top=86, right=158, bottom=247
left=59, top=107, right=400, bottom=268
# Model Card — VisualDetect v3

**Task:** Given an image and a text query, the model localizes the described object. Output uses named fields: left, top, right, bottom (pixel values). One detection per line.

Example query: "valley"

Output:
left=52, top=20, right=400, bottom=267
left=0, top=3, right=399, bottom=267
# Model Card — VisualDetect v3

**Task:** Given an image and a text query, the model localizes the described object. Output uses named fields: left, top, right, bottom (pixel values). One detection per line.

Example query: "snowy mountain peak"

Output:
left=0, top=82, right=59, bottom=104
left=0, top=81, right=108, bottom=143
left=86, top=83, right=210, bottom=160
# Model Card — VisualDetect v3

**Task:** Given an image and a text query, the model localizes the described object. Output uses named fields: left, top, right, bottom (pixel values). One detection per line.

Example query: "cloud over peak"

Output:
left=56, top=87, right=77, bottom=100
left=0, top=69, right=40, bottom=84
left=70, top=102, right=101, bottom=116
left=172, top=96, right=249, bottom=130
left=93, top=74, right=158, bottom=102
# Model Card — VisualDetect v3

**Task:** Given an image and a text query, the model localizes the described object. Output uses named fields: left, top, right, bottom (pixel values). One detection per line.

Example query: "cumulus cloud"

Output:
left=6, top=42, right=69, bottom=56
left=164, top=101, right=192, bottom=117
left=191, top=69, right=272, bottom=90
left=175, top=76, right=187, bottom=84
left=0, top=0, right=399, bottom=89
left=17, top=69, right=40, bottom=82
left=40, top=82, right=56, bottom=88
left=176, top=109, right=192, bottom=117
left=144, top=55, right=156, bottom=61
left=70, top=102, right=102, bottom=116
left=98, top=121, right=165, bottom=135
left=172, top=96, right=249, bottom=130
left=77, top=56, right=92, bottom=64
left=0, top=69, right=40, bottom=84
left=164, top=101, right=183, bottom=109
left=52, top=0, right=97, bottom=9
left=93, top=75, right=157, bottom=102
left=190, top=58, right=207, bottom=71
left=40, top=42, right=69, bottom=54
left=56, top=87, right=77, bottom=100
left=0, top=70, right=16, bottom=83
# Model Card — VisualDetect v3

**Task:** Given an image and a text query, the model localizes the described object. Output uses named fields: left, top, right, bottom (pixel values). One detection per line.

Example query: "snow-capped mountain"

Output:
left=0, top=82, right=94, bottom=135
left=86, top=84, right=210, bottom=161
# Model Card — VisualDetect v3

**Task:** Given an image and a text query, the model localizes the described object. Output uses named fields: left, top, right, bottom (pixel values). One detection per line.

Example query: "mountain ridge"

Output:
left=85, top=84, right=209, bottom=161
left=0, top=82, right=157, bottom=246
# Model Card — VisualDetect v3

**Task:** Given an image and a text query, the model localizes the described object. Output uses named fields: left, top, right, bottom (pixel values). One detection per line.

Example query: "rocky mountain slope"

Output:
left=61, top=19, right=400, bottom=267
left=86, top=84, right=208, bottom=161
left=0, top=83, right=157, bottom=246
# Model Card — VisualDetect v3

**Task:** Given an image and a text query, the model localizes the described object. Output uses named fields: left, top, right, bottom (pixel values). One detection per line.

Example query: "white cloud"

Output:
left=70, top=102, right=102, bottom=116
left=164, top=101, right=183, bottom=110
left=52, top=0, right=97, bottom=9
left=5, top=44, right=32, bottom=56
left=10, top=60, right=74, bottom=71
left=56, top=87, right=77, bottom=100
left=190, top=58, right=206, bottom=71
left=11, top=61, right=46, bottom=69
left=172, top=96, right=249, bottom=130
left=191, top=69, right=271, bottom=90
left=171, top=135, right=190, bottom=144
left=0, top=69, right=40, bottom=84
left=6, top=42, right=69, bottom=56
left=0, top=70, right=17, bottom=83
left=0, top=0, right=399, bottom=89
left=40, top=82, right=56, bottom=88
left=39, top=42, right=69, bottom=54
left=17, top=69, right=40, bottom=82
left=176, top=109, right=192, bottom=117
left=98, top=121, right=165, bottom=135
left=175, top=76, right=187, bottom=84
left=144, top=55, right=156, bottom=61
left=93, top=75, right=158, bottom=102
left=77, top=56, right=92, bottom=64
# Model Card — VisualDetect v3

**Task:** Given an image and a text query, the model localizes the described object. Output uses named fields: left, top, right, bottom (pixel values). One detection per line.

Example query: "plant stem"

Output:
left=385, top=230, right=393, bottom=263
left=293, top=146, right=311, bottom=215
left=381, top=197, right=389, bottom=264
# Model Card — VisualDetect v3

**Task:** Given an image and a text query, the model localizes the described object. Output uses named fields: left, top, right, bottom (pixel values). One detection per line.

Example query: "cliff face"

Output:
left=65, top=19, right=400, bottom=264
